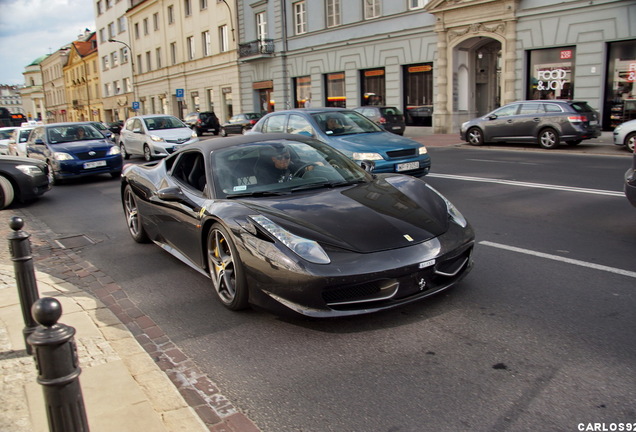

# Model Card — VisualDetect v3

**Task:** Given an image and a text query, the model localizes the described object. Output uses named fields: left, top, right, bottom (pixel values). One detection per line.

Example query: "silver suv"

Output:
left=460, top=100, right=601, bottom=149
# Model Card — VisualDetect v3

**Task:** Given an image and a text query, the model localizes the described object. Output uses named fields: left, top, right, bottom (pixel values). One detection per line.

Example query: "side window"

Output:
left=125, top=119, right=135, bottom=131
left=171, top=151, right=206, bottom=192
left=519, top=103, right=543, bottom=114
left=263, top=115, right=286, bottom=133
left=133, top=119, right=143, bottom=131
left=287, top=114, right=314, bottom=136
left=493, top=104, right=519, bottom=117
left=544, top=104, right=563, bottom=113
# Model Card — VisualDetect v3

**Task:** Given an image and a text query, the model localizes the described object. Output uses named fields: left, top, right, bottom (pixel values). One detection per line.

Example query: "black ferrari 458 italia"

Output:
left=121, top=133, right=474, bottom=317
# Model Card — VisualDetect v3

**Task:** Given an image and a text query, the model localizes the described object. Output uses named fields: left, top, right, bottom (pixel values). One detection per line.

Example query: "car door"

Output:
left=483, top=104, right=520, bottom=142
left=511, top=102, right=545, bottom=141
left=26, top=127, right=49, bottom=162
left=128, top=118, right=146, bottom=155
left=226, top=115, right=243, bottom=134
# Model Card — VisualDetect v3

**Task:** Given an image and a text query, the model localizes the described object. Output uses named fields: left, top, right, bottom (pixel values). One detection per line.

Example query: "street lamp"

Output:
left=108, top=38, right=137, bottom=115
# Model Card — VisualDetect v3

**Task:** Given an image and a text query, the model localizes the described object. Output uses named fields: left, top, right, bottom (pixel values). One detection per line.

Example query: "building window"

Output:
left=146, top=51, right=152, bottom=71
left=325, top=72, right=346, bottom=107
left=360, top=68, right=385, bottom=106
left=143, top=18, right=149, bottom=35
left=118, top=16, right=126, bottom=33
left=97, top=0, right=103, bottom=15
left=200, top=0, right=207, bottom=10
left=293, top=1, right=306, bottom=35
left=256, top=12, right=267, bottom=41
left=528, top=47, right=575, bottom=101
left=124, top=78, right=132, bottom=93
left=104, top=83, right=111, bottom=97
left=364, top=0, right=380, bottom=19
left=134, top=22, right=140, bottom=39
left=120, top=47, right=129, bottom=63
left=219, top=25, right=228, bottom=52
left=153, top=13, right=159, bottom=31
left=202, top=31, right=211, bottom=56
left=108, top=22, right=115, bottom=39
left=137, top=54, right=142, bottom=73
left=156, top=48, right=162, bottom=68
left=168, top=5, right=175, bottom=24
left=187, top=36, right=195, bottom=59
left=409, top=0, right=426, bottom=9
left=114, top=80, right=121, bottom=95
left=403, top=63, right=433, bottom=126
left=99, top=28, right=106, bottom=43
left=326, top=0, right=340, bottom=28
left=102, top=55, right=110, bottom=71
left=184, top=0, right=192, bottom=17
left=604, top=40, right=636, bottom=129
left=110, top=51, right=119, bottom=67
left=294, top=76, right=311, bottom=108
left=170, top=42, right=177, bottom=64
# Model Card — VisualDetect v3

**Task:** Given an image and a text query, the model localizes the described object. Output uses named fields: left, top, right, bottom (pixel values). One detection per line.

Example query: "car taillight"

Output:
left=568, top=115, right=586, bottom=123
left=379, top=117, right=387, bottom=124
left=249, top=120, right=257, bottom=125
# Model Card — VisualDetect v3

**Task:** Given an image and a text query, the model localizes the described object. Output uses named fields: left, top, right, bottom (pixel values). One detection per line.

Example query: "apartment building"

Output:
left=21, top=55, right=48, bottom=121
left=0, top=85, right=24, bottom=115
left=123, top=0, right=240, bottom=122
left=63, top=32, right=103, bottom=122
left=237, top=0, right=635, bottom=133
left=40, top=46, right=71, bottom=123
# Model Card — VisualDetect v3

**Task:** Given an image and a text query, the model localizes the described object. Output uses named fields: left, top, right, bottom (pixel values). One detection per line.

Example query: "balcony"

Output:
left=238, top=39, right=275, bottom=60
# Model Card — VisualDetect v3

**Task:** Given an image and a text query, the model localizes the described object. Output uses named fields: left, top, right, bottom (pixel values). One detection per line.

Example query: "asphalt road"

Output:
left=16, top=145, right=636, bottom=432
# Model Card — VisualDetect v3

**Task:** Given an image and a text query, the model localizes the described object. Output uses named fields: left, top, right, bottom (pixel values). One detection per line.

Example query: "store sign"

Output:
left=560, top=50, right=573, bottom=60
left=627, top=63, right=636, bottom=82
left=408, top=65, right=432, bottom=73
left=537, top=68, right=570, bottom=91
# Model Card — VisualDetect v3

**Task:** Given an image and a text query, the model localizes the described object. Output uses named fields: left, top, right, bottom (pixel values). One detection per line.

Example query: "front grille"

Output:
left=166, top=138, right=189, bottom=144
left=75, top=150, right=107, bottom=160
left=387, top=149, right=416, bottom=159
left=323, top=282, right=382, bottom=304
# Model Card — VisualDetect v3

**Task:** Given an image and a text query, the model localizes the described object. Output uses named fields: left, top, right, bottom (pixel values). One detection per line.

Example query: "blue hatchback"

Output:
left=26, top=122, right=123, bottom=183
left=250, top=108, right=430, bottom=176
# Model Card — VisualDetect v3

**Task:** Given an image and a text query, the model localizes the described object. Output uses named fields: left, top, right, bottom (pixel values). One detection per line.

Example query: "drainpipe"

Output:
left=280, top=0, right=289, bottom=109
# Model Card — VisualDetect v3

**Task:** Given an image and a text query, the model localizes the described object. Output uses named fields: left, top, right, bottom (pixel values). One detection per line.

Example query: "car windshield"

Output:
left=245, top=113, right=261, bottom=120
left=0, top=129, right=14, bottom=139
left=311, top=111, right=383, bottom=136
left=570, top=102, right=595, bottom=113
left=47, top=125, right=104, bottom=143
left=144, top=116, right=185, bottom=130
left=379, top=107, right=403, bottom=116
left=211, top=139, right=371, bottom=198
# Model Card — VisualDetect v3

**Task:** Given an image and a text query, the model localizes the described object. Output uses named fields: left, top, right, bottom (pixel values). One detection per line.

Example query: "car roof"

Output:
left=179, top=133, right=316, bottom=154
left=262, top=108, right=352, bottom=115
left=129, top=114, right=181, bottom=119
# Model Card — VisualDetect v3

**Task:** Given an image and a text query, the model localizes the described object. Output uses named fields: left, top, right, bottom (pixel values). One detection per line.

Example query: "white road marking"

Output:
left=480, top=241, right=636, bottom=279
left=466, top=158, right=538, bottom=165
left=428, top=173, right=624, bottom=197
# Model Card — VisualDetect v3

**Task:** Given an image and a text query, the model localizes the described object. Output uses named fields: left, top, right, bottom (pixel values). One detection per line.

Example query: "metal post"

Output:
left=28, top=297, right=90, bottom=432
left=8, top=216, right=40, bottom=354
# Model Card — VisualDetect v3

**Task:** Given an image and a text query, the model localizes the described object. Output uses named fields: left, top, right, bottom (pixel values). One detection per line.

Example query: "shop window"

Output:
left=325, top=72, right=346, bottom=108
left=294, top=76, right=311, bottom=108
left=605, top=39, right=636, bottom=129
left=360, top=68, right=385, bottom=106
left=527, top=47, right=575, bottom=100
left=403, top=63, right=433, bottom=126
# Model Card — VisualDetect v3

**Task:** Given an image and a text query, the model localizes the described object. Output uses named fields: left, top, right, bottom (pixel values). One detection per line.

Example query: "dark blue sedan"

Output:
left=250, top=108, right=430, bottom=176
left=26, top=122, right=123, bottom=184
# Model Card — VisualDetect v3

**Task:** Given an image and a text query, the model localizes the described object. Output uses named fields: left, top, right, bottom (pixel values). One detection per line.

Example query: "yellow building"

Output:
left=64, top=31, right=104, bottom=122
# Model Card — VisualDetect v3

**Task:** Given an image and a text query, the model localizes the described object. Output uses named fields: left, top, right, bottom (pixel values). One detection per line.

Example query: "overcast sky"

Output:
left=0, top=0, right=95, bottom=85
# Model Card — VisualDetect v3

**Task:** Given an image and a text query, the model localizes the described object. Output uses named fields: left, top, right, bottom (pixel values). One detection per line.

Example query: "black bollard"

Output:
left=28, top=297, right=90, bottom=432
left=8, top=216, right=40, bottom=354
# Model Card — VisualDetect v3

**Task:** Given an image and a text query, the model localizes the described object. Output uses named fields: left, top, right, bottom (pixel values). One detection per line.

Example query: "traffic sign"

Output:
left=132, top=101, right=140, bottom=110
left=176, top=88, right=184, bottom=98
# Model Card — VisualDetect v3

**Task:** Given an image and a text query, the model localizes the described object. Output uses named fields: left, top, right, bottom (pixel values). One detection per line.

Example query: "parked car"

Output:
left=8, top=121, right=43, bottom=157
left=26, top=122, right=123, bottom=184
left=120, top=134, right=474, bottom=317
left=119, top=115, right=199, bottom=161
left=250, top=108, right=431, bottom=176
left=625, top=145, right=636, bottom=207
left=460, top=100, right=601, bottom=149
left=220, top=112, right=262, bottom=136
left=613, top=118, right=636, bottom=152
left=406, top=105, right=433, bottom=126
left=354, top=106, right=406, bottom=135
left=0, top=127, right=18, bottom=155
left=0, top=156, right=51, bottom=209
left=184, top=111, right=220, bottom=136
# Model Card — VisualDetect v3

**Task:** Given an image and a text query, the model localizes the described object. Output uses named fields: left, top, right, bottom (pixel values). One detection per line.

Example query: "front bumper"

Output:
left=56, top=155, right=123, bottom=179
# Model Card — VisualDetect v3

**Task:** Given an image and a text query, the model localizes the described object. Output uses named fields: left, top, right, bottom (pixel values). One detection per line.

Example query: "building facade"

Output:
left=64, top=31, right=104, bottom=122
left=40, top=46, right=71, bottom=123
left=124, top=0, right=241, bottom=122
left=21, top=55, right=48, bottom=121
left=237, top=0, right=635, bottom=133
left=0, top=85, right=24, bottom=115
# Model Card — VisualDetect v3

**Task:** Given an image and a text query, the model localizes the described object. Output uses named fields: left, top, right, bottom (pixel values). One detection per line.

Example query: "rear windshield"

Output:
left=379, top=107, right=403, bottom=116
left=569, top=102, right=595, bottom=113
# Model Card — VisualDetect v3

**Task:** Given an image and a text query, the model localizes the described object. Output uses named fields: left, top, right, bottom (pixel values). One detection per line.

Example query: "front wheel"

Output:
left=625, top=132, right=636, bottom=152
left=466, top=127, right=484, bottom=146
left=120, top=143, right=130, bottom=160
left=143, top=144, right=153, bottom=162
left=207, top=223, right=248, bottom=311
left=123, top=184, right=150, bottom=243
left=538, top=128, right=560, bottom=149
left=0, top=175, right=15, bottom=209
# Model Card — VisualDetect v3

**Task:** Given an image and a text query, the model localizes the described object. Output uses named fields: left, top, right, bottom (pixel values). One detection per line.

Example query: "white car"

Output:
left=119, top=115, right=199, bottom=161
left=0, top=127, right=18, bottom=155
left=613, top=119, right=636, bottom=152
left=8, top=121, right=42, bottom=157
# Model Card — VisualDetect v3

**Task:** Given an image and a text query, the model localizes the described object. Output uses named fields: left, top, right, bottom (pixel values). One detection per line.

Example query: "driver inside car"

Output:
left=256, top=145, right=321, bottom=184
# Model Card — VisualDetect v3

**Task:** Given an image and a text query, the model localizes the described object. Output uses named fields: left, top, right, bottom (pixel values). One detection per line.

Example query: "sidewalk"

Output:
left=0, top=213, right=260, bottom=432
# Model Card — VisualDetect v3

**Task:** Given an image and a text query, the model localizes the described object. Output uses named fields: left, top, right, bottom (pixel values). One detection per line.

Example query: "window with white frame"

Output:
left=120, top=47, right=129, bottom=63
left=256, top=12, right=267, bottom=41
left=102, top=55, right=109, bottom=70
left=408, top=0, right=426, bottom=9
left=153, top=13, right=159, bottom=31
left=134, top=22, right=140, bottom=39
left=364, top=0, right=380, bottom=19
left=187, top=36, right=195, bottom=59
left=110, top=51, right=118, bottom=67
left=104, top=83, right=111, bottom=97
left=219, top=25, right=228, bottom=52
left=108, top=22, right=115, bottom=39
left=114, top=80, right=121, bottom=94
left=96, top=0, right=103, bottom=15
left=184, top=0, right=192, bottom=16
left=168, top=5, right=175, bottom=24
left=118, top=16, right=126, bottom=33
left=170, top=42, right=177, bottom=64
left=202, top=31, right=211, bottom=56
left=200, top=0, right=207, bottom=10
left=143, top=18, right=149, bottom=35
left=326, top=0, right=340, bottom=27
left=124, top=78, right=132, bottom=93
left=137, top=54, right=142, bottom=72
left=293, top=1, right=307, bottom=35
left=145, top=51, right=152, bottom=70
left=155, top=48, right=162, bottom=68
left=99, top=28, right=106, bottom=43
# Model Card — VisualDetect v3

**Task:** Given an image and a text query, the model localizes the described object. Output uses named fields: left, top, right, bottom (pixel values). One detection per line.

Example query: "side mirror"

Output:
left=358, top=160, right=375, bottom=173
left=133, top=128, right=144, bottom=134
left=487, top=114, right=498, bottom=120
left=157, top=186, right=186, bottom=202
left=35, top=138, right=45, bottom=145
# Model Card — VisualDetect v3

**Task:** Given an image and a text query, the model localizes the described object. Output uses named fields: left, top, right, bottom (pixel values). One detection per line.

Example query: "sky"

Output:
left=0, top=0, right=95, bottom=85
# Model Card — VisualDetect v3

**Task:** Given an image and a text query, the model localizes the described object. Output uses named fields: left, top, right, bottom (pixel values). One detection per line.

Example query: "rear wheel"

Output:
left=143, top=144, right=153, bottom=162
left=207, top=223, right=248, bottom=311
left=120, top=143, right=130, bottom=160
left=123, top=184, right=149, bottom=243
left=0, top=175, right=15, bottom=209
left=466, top=127, right=484, bottom=146
left=625, top=132, right=636, bottom=152
left=220, top=128, right=228, bottom=137
left=538, top=128, right=560, bottom=149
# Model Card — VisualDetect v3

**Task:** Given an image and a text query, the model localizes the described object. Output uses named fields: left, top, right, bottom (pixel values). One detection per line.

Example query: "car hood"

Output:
left=51, top=139, right=115, bottom=153
left=241, top=174, right=450, bottom=253
left=323, top=132, right=421, bottom=155
left=147, top=128, right=193, bottom=140
left=0, top=155, right=46, bottom=167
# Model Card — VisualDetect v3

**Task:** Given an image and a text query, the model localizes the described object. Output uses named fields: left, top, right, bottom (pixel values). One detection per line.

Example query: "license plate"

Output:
left=396, top=161, right=419, bottom=172
left=590, top=120, right=598, bottom=125
left=392, top=126, right=402, bottom=130
left=83, top=160, right=107, bottom=169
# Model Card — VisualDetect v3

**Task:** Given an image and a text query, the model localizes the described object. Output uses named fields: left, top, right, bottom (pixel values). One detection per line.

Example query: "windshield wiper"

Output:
left=290, top=179, right=365, bottom=192
left=226, top=190, right=291, bottom=199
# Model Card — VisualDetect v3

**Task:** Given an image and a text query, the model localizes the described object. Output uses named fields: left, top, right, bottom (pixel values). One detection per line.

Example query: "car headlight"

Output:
left=425, top=184, right=468, bottom=228
left=108, top=146, right=121, bottom=155
left=352, top=152, right=383, bottom=161
left=54, top=152, right=74, bottom=161
left=191, top=130, right=198, bottom=139
left=418, top=146, right=428, bottom=155
left=250, top=215, right=330, bottom=264
left=16, top=164, right=44, bottom=176
left=149, top=134, right=165, bottom=142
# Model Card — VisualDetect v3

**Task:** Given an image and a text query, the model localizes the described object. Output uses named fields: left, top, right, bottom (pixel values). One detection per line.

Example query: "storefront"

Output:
left=403, top=63, right=433, bottom=126
left=360, top=68, right=386, bottom=106
left=605, top=39, right=636, bottom=129
left=324, top=72, right=346, bottom=108
left=294, top=76, right=311, bottom=108
left=527, top=47, right=575, bottom=101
